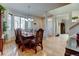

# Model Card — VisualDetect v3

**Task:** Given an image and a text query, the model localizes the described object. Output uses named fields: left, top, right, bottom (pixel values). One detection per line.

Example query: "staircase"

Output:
left=69, top=22, right=79, bottom=30
left=69, top=22, right=79, bottom=35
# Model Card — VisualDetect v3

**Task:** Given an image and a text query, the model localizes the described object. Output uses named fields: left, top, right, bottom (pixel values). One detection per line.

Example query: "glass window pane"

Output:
left=14, top=16, right=20, bottom=29
left=21, top=17, right=25, bottom=30
left=27, top=18, right=33, bottom=30
left=28, top=21, right=31, bottom=29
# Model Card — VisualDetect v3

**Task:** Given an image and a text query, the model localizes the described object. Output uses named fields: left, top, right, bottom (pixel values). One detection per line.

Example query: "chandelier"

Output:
left=25, top=6, right=33, bottom=21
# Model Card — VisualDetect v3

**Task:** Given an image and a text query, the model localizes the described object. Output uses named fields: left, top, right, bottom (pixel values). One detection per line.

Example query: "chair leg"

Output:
left=18, top=45, right=20, bottom=48
left=18, top=43, right=21, bottom=48
left=35, top=49, right=37, bottom=54
left=29, top=43, right=32, bottom=48
left=22, top=48, right=24, bottom=52
left=21, top=45, right=25, bottom=52
left=34, top=46, right=37, bottom=54
left=41, top=45, right=43, bottom=50
left=41, top=42, right=43, bottom=50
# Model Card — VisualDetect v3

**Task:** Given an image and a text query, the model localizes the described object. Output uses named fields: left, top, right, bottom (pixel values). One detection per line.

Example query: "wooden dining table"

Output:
left=22, top=32, right=35, bottom=38
left=21, top=31, right=35, bottom=48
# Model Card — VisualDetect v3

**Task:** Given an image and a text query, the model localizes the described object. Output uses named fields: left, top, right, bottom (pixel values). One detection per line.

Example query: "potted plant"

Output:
left=0, top=5, right=6, bottom=55
left=0, top=5, right=7, bottom=40
left=3, top=20, right=8, bottom=40
left=0, top=5, right=5, bottom=14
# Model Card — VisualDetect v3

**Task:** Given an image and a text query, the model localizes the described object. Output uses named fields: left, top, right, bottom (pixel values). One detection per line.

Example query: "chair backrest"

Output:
left=18, top=29, right=23, bottom=42
left=15, top=28, right=23, bottom=44
left=36, top=28, right=44, bottom=44
left=15, top=29, right=21, bottom=38
left=14, top=29, right=17, bottom=39
left=14, top=29, right=18, bottom=44
left=17, top=29, right=22, bottom=36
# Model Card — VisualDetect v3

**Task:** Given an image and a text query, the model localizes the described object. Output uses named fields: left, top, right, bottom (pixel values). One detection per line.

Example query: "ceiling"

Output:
left=3, top=3, right=69, bottom=17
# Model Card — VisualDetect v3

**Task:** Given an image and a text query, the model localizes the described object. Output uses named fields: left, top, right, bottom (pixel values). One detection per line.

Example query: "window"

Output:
left=27, top=18, right=33, bottom=29
left=14, top=16, right=20, bottom=29
left=25, top=18, right=33, bottom=30
left=28, top=21, right=32, bottom=29
left=14, top=16, right=33, bottom=30
left=21, top=17, right=25, bottom=30
left=7, top=14, right=12, bottom=30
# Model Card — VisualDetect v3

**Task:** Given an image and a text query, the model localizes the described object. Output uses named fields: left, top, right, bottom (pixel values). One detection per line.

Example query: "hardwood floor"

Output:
left=0, top=36, right=67, bottom=56
left=43, top=37, right=67, bottom=56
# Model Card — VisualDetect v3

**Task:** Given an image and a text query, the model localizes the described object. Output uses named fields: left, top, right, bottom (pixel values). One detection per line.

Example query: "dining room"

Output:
left=0, top=3, right=70, bottom=56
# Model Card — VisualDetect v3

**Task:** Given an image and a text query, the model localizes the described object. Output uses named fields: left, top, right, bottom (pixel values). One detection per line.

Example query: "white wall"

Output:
left=48, top=3, right=79, bottom=49
left=52, top=17, right=55, bottom=35
left=44, top=15, right=56, bottom=37
left=48, top=4, right=79, bottom=36
left=69, top=11, right=79, bottom=35
left=47, top=17, right=53, bottom=36
left=54, top=13, right=70, bottom=35
left=49, top=4, right=79, bottom=15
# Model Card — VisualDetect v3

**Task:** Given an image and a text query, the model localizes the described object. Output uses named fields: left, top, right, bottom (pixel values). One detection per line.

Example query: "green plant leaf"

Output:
left=72, top=16, right=78, bottom=19
left=0, top=5, right=5, bottom=10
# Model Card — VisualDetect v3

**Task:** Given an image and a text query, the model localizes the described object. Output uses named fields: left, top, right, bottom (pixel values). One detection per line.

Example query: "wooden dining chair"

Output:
left=15, top=29, right=22, bottom=45
left=14, top=29, right=18, bottom=44
left=15, top=29, right=25, bottom=51
left=30, top=28, right=44, bottom=53
left=15, top=28, right=33, bottom=51
left=17, top=29, right=25, bottom=51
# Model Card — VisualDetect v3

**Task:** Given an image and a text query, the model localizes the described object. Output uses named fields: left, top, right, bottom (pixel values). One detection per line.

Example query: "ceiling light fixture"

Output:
left=25, top=6, right=33, bottom=21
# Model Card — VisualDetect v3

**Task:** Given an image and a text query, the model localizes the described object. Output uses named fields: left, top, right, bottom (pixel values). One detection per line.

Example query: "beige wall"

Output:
left=32, top=17, right=44, bottom=30
left=39, top=18, right=44, bottom=29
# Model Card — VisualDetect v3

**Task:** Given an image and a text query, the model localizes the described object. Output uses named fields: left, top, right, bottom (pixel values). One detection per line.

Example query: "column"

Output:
left=11, top=15, right=15, bottom=39
left=52, top=15, right=56, bottom=36
left=11, top=14, right=14, bottom=31
left=44, top=12, right=48, bottom=38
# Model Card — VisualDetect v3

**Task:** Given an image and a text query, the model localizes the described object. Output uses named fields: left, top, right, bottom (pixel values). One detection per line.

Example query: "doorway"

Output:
left=60, top=22, right=65, bottom=34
